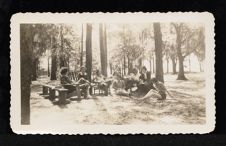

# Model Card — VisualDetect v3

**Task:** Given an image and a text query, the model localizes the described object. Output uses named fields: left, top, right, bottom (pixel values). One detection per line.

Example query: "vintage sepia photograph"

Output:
left=10, top=13, right=215, bottom=134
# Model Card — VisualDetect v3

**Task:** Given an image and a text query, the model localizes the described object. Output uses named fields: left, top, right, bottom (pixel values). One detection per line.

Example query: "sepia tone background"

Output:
left=20, top=22, right=206, bottom=126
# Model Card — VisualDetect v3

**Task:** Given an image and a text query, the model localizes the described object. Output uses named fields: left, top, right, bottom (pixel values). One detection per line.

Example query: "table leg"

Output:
left=42, top=86, right=48, bottom=95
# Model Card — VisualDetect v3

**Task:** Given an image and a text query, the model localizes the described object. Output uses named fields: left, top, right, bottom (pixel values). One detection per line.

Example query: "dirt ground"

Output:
left=30, top=73, right=205, bottom=125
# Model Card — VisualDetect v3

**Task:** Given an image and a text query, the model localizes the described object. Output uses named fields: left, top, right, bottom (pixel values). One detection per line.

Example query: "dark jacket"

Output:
left=60, top=75, right=72, bottom=85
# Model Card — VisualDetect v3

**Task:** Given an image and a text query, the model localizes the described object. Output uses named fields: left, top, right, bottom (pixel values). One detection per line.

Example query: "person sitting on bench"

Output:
left=112, top=72, right=130, bottom=96
left=77, top=66, right=91, bottom=99
left=60, top=67, right=77, bottom=94
left=93, top=69, right=111, bottom=95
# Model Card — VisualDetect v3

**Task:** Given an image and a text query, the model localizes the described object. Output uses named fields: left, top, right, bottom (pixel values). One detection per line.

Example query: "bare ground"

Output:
left=30, top=73, right=205, bottom=125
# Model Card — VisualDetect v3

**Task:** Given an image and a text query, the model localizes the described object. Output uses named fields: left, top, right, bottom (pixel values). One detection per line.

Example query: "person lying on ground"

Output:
left=93, top=69, right=111, bottom=95
left=112, top=73, right=130, bottom=96
left=76, top=66, right=91, bottom=99
left=131, top=78, right=173, bottom=101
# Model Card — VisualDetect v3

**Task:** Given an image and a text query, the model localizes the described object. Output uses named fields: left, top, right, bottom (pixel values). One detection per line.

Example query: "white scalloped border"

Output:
left=10, top=12, right=215, bottom=135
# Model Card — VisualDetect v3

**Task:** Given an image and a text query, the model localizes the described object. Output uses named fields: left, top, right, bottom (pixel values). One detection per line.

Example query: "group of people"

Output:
left=59, top=65, right=172, bottom=101
left=60, top=66, right=91, bottom=99
left=112, top=66, right=173, bottom=100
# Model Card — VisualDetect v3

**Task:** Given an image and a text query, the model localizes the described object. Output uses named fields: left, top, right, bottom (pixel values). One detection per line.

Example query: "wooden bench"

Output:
left=41, top=84, right=68, bottom=103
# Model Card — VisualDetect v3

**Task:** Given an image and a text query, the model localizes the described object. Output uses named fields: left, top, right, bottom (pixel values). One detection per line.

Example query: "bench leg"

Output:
left=76, top=86, right=81, bottom=99
left=58, top=91, right=67, bottom=103
left=42, top=86, right=48, bottom=95
left=49, top=89, right=55, bottom=100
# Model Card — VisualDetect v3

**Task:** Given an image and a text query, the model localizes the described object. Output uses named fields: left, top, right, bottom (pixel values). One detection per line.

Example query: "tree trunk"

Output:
left=104, top=24, right=108, bottom=76
left=199, top=61, right=203, bottom=72
left=175, top=25, right=187, bottom=80
left=176, top=43, right=187, bottom=80
left=189, top=55, right=191, bottom=72
left=59, top=25, right=66, bottom=68
left=99, top=23, right=108, bottom=77
left=47, top=57, right=50, bottom=77
left=177, top=54, right=187, bottom=80
left=152, top=57, right=155, bottom=74
left=31, top=58, right=37, bottom=81
left=139, top=58, right=142, bottom=67
left=153, top=23, right=164, bottom=82
left=20, top=24, right=33, bottom=124
left=149, top=60, right=152, bottom=73
left=86, top=24, right=92, bottom=82
left=171, top=57, right=177, bottom=74
left=166, top=59, right=169, bottom=74
left=80, top=24, right=84, bottom=67
left=109, top=62, right=113, bottom=74
left=50, top=49, right=57, bottom=80
left=123, top=53, right=126, bottom=75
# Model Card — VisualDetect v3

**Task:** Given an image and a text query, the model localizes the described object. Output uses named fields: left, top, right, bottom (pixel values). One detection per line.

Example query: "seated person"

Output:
left=93, top=69, right=111, bottom=95
left=60, top=67, right=77, bottom=94
left=136, top=66, right=155, bottom=94
left=112, top=73, right=130, bottom=96
left=124, top=68, right=140, bottom=91
left=141, top=78, right=173, bottom=100
left=77, top=66, right=91, bottom=99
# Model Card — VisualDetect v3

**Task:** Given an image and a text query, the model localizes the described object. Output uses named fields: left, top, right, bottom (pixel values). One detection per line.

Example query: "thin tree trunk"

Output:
left=123, top=53, right=126, bottom=75
left=104, top=24, right=108, bottom=76
left=59, top=25, right=65, bottom=68
left=199, top=61, right=203, bottom=72
left=50, top=49, right=57, bottom=80
left=152, top=57, right=155, bottom=74
left=139, top=58, right=142, bottom=67
left=153, top=23, right=164, bottom=82
left=80, top=24, right=83, bottom=67
left=149, top=59, right=152, bottom=73
left=86, top=23, right=92, bottom=82
left=109, top=62, right=113, bottom=74
left=166, top=59, right=169, bottom=74
left=47, top=57, right=50, bottom=77
left=189, top=55, right=191, bottom=72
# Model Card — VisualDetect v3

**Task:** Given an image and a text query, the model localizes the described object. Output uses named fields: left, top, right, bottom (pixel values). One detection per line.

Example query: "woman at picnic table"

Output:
left=60, top=67, right=77, bottom=94
left=112, top=73, right=130, bottom=96
left=77, top=66, right=92, bottom=98
left=60, top=67, right=91, bottom=99
left=93, top=69, right=111, bottom=95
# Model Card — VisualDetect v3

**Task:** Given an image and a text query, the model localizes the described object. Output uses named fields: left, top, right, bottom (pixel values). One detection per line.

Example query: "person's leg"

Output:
left=116, top=89, right=129, bottom=96
left=142, top=89, right=161, bottom=100
left=83, top=83, right=91, bottom=98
